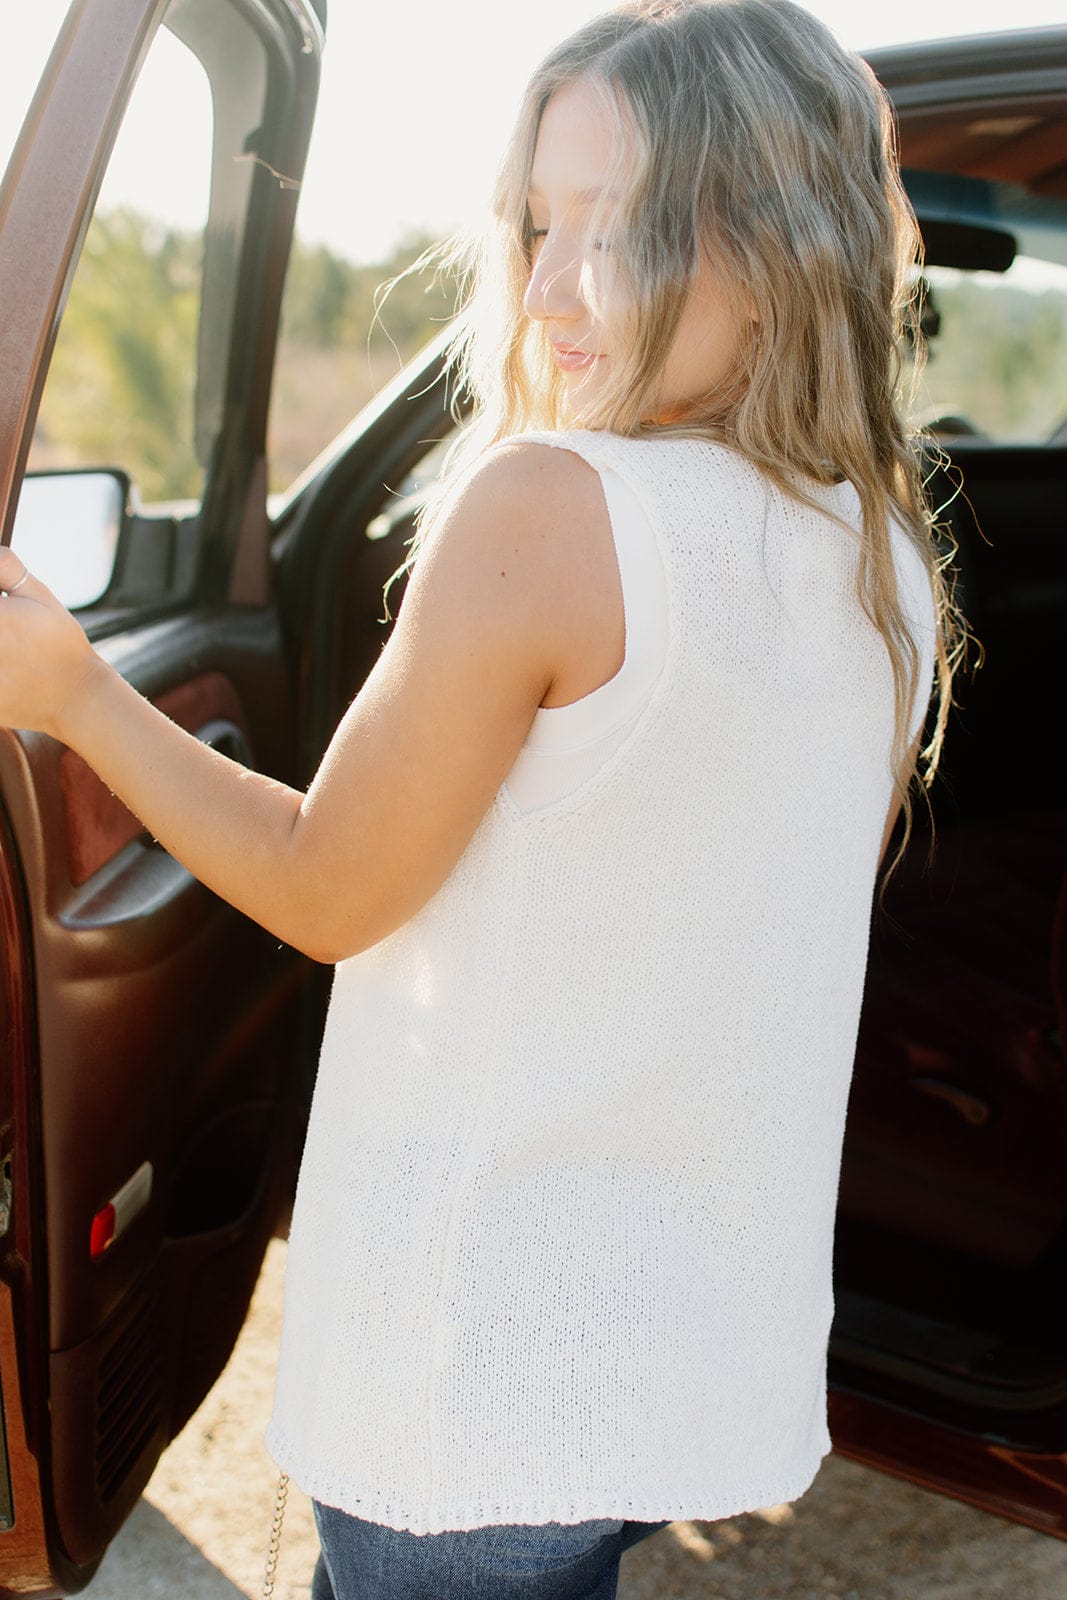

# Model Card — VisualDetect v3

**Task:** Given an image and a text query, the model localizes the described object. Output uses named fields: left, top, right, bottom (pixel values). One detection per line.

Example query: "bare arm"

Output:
left=0, top=444, right=612, bottom=962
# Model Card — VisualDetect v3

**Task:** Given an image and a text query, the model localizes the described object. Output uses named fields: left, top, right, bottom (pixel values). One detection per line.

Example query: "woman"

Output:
left=0, top=3, right=959, bottom=1597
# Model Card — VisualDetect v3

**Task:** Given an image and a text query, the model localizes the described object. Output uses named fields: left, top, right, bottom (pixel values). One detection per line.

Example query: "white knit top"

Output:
left=266, top=429, right=937, bottom=1535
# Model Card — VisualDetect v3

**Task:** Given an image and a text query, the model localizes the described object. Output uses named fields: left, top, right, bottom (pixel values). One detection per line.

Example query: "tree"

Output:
left=32, top=208, right=202, bottom=502
left=30, top=212, right=460, bottom=501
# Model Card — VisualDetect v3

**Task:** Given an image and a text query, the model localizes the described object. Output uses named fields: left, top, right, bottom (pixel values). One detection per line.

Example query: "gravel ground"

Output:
left=86, top=1239, right=1067, bottom=1600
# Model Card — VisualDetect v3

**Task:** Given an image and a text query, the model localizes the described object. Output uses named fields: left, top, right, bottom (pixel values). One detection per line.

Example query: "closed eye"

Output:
left=527, top=229, right=607, bottom=253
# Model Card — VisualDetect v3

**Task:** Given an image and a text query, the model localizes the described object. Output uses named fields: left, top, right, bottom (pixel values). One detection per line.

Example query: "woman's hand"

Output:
left=0, top=547, right=100, bottom=740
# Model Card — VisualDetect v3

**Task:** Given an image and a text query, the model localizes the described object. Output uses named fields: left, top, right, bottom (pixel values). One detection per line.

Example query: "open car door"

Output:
left=0, top=0, right=323, bottom=1591
left=825, top=29, right=1067, bottom=1541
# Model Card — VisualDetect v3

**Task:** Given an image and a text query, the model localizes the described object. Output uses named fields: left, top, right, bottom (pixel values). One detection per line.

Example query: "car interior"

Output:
left=832, top=99, right=1067, bottom=1448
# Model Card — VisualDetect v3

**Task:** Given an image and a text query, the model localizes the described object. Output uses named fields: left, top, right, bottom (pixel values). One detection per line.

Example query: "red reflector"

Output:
left=90, top=1205, right=116, bottom=1259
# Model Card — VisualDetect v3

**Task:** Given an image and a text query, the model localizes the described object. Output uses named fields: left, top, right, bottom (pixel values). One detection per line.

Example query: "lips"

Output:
left=550, top=342, right=603, bottom=371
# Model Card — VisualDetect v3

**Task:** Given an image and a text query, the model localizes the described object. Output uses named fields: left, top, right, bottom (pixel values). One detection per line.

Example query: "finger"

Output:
left=0, top=551, right=46, bottom=602
left=0, top=548, right=31, bottom=597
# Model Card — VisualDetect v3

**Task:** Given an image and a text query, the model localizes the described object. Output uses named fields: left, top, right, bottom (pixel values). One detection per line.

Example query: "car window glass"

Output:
left=912, top=255, right=1067, bottom=444
left=26, top=26, right=213, bottom=508
left=268, top=240, right=458, bottom=495
left=9, top=0, right=273, bottom=610
left=902, top=164, right=1067, bottom=446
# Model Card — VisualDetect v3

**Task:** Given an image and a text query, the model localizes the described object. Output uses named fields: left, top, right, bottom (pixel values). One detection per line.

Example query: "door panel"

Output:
left=0, top=806, right=50, bottom=1587
left=0, top=620, right=309, bottom=1583
left=0, top=0, right=323, bottom=1588
left=59, top=673, right=252, bottom=886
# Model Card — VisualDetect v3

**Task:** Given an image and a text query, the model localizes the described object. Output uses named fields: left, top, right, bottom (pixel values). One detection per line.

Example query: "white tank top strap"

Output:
left=503, top=462, right=669, bottom=813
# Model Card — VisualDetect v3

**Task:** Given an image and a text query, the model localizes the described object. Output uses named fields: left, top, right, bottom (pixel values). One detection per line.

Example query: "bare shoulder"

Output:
left=411, top=440, right=613, bottom=629
left=480, top=438, right=604, bottom=501
left=420, top=439, right=607, bottom=559
left=397, top=439, right=621, bottom=709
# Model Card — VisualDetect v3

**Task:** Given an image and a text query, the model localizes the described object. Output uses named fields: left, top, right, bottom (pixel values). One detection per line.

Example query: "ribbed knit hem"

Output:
left=264, top=1425, right=833, bottom=1537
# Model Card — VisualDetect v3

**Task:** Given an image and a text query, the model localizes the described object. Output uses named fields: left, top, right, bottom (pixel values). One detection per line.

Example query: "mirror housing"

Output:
left=10, top=468, right=128, bottom=610
left=918, top=217, right=1017, bottom=273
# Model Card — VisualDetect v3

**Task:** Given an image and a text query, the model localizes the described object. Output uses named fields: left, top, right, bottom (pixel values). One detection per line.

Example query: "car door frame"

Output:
left=0, top=1, right=323, bottom=1592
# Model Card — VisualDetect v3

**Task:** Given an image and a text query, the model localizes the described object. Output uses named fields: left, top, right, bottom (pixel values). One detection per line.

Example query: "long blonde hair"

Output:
left=432, top=0, right=964, bottom=868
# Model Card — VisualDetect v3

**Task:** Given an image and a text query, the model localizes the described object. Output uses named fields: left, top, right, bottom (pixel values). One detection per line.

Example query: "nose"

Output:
left=523, top=234, right=583, bottom=324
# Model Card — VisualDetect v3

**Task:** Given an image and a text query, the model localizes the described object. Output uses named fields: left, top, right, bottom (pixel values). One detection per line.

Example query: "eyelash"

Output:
left=527, top=228, right=606, bottom=252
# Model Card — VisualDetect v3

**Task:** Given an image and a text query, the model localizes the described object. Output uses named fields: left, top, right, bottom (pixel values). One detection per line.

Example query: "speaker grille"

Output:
left=95, top=1295, right=163, bottom=1504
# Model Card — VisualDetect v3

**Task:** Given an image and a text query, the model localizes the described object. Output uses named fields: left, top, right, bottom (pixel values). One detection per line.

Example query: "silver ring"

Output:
left=6, top=566, right=29, bottom=594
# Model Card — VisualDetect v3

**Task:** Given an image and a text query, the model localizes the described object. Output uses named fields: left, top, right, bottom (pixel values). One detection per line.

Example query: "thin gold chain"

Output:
left=262, top=1470, right=289, bottom=1600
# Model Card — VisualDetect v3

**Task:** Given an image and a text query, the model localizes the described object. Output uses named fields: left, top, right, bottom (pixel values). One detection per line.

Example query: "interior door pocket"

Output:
left=165, top=1100, right=274, bottom=1239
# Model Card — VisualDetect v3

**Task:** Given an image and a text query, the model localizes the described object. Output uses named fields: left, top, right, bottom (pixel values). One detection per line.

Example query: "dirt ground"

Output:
left=86, top=1239, right=1067, bottom=1600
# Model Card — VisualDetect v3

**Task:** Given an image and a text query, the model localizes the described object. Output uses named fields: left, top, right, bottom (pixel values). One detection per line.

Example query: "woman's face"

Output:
left=523, top=77, right=749, bottom=421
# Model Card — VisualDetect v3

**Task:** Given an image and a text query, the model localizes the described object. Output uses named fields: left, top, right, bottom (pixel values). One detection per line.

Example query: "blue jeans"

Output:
left=311, top=1501, right=669, bottom=1600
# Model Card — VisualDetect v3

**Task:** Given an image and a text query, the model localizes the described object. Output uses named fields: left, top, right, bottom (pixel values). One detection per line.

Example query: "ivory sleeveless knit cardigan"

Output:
left=266, top=430, right=937, bottom=1535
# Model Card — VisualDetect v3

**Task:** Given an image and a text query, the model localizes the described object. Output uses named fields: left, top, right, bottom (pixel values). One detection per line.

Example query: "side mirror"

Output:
left=9, top=468, right=128, bottom=610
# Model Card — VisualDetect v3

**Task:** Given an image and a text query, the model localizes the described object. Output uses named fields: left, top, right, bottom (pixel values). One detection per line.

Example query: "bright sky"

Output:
left=2, top=0, right=1066, bottom=264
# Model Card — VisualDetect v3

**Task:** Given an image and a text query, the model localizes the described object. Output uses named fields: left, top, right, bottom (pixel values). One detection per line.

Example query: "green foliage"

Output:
left=278, top=232, right=457, bottom=353
left=269, top=231, right=460, bottom=489
left=911, top=268, right=1067, bottom=441
left=279, top=242, right=356, bottom=349
left=32, top=208, right=202, bottom=502
left=31, top=211, right=458, bottom=502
